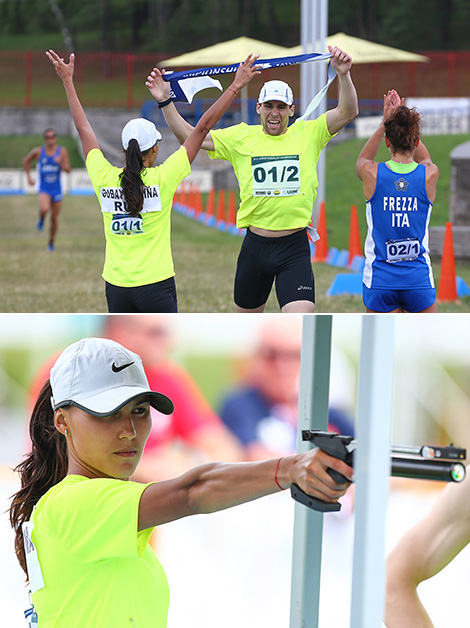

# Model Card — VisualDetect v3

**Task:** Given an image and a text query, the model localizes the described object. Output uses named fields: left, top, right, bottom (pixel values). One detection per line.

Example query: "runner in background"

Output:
left=23, top=128, right=71, bottom=252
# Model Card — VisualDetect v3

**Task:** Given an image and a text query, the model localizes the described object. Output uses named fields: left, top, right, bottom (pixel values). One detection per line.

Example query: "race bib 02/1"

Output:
left=251, top=155, right=300, bottom=197
left=385, top=237, right=420, bottom=263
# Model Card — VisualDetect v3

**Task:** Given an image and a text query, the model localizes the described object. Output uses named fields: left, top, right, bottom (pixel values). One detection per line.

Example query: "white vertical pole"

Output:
left=350, top=316, right=395, bottom=628
left=301, top=0, right=328, bottom=223
left=290, top=315, right=332, bottom=628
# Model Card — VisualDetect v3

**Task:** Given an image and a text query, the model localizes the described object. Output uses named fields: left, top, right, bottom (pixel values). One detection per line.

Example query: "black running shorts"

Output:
left=105, top=276, right=178, bottom=313
left=234, top=228, right=315, bottom=309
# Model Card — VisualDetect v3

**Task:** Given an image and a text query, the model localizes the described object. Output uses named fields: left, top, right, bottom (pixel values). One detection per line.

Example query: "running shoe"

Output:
left=47, top=242, right=54, bottom=252
left=37, top=216, right=44, bottom=231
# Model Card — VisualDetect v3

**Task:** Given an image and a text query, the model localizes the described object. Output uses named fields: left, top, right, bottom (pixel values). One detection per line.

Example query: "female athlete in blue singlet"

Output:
left=23, top=129, right=71, bottom=251
left=356, top=90, right=439, bottom=313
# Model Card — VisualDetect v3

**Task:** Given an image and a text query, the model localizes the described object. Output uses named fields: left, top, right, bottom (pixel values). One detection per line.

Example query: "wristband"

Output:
left=275, top=457, right=285, bottom=490
left=228, top=87, right=238, bottom=96
left=158, top=98, right=173, bottom=109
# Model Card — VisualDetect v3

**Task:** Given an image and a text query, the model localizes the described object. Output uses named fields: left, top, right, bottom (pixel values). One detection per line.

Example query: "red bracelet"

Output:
left=274, top=457, right=285, bottom=490
left=228, top=87, right=238, bottom=96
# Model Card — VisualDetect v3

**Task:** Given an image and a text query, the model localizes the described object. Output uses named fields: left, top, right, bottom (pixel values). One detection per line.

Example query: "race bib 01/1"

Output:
left=251, top=155, right=300, bottom=197
left=110, top=214, right=144, bottom=235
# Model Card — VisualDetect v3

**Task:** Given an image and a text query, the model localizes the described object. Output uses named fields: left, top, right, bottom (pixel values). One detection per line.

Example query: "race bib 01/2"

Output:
left=251, top=155, right=300, bottom=197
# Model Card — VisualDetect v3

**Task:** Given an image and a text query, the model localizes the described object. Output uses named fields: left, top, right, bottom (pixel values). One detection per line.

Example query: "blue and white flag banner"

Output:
left=163, top=51, right=336, bottom=115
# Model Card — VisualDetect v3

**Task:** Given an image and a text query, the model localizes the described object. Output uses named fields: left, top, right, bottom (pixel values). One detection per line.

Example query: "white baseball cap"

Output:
left=258, top=80, right=294, bottom=105
left=50, top=338, right=174, bottom=417
left=121, top=118, right=162, bottom=152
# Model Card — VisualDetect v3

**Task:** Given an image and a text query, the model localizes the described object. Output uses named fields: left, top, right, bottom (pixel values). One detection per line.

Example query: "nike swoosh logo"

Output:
left=112, top=361, right=134, bottom=373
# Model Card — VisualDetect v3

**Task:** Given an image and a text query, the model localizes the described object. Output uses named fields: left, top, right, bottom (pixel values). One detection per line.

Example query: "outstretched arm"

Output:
left=385, top=467, right=470, bottom=627
left=145, top=68, right=211, bottom=149
left=146, top=55, right=261, bottom=164
left=325, top=46, right=359, bottom=136
left=138, top=447, right=354, bottom=530
left=46, top=50, right=99, bottom=158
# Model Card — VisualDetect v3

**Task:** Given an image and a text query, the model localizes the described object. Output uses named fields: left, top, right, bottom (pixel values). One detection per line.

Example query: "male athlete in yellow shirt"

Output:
left=149, top=45, right=358, bottom=312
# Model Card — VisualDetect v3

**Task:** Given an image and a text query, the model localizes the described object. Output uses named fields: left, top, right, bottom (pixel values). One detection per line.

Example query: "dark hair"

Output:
left=119, top=139, right=155, bottom=218
left=9, top=380, right=68, bottom=577
left=43, top=128, right=57, bottom=138
left=384, top=106, right=421, bottom=154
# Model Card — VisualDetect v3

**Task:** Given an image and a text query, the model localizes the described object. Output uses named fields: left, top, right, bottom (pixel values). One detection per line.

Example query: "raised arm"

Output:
left=138, top=447, right=353, bottom=530
left=145, top=68, right=210, bottom=148
left=45, top=50, right=99, bottom=158
left=325, top=46, right=359, bottom=136
left=385, top=467, right=470, bottom=627
left=146, top=55, right=260, bottom=163
left=414, top=139, right=439, bottom=202
left=356, top=89, right=403, bottom=179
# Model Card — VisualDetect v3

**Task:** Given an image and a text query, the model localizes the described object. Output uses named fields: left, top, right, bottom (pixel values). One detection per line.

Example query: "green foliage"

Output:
left=2, top=0, right=468, bottom=54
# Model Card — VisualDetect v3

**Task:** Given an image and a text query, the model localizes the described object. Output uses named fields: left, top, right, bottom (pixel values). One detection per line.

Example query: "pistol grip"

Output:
left=291, top=483, right=342, bottom=512
left=327, top=468, right=349, bottom=484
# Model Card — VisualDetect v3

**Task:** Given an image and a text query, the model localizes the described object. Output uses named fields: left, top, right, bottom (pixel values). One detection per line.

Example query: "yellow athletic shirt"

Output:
left=208, top=113, right=334, bottom=230
left=29, top=475, right=169, bottom=627
left=86, top=146, right=190, bottom=287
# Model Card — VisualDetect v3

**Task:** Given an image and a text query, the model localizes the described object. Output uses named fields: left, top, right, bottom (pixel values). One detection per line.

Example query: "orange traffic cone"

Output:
left=312, top=202, right=328, bottom=262
left=227, top=191, right=237, bottom=227
left=347, top=205, right=362, bottom=266
left=216, top=189, right=226, bottom=227
left=180, top=181, right=186, bottom=207
left=194, top=185, right=203, bottom=219
left=205, top=187, right=215, bottom=217
left=437, top=221, right=458, bottom=301
left=204, top=187, right=216, bottom=226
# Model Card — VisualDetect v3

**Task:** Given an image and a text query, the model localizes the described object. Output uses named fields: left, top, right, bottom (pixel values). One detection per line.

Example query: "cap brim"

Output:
left=54, top=386, right=174, bottom=417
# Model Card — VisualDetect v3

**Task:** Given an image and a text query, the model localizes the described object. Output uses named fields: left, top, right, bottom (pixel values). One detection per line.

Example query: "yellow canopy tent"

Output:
left=289, top=32, right=429, bottom=64
left=162, top=36, right=291, bottom=67
left=161, top=36, right=292, bottom=121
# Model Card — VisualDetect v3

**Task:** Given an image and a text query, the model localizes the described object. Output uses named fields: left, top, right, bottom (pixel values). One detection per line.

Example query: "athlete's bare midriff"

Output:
left=248, top=226, right=304, bottom=238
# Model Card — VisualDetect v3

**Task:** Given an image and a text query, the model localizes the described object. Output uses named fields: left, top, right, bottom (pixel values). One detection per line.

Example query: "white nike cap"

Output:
left=121, top=118, right=162, bottom=152
left=50, top=337, right=174, bottom=417
left=258, top=80, right=294, bottom=105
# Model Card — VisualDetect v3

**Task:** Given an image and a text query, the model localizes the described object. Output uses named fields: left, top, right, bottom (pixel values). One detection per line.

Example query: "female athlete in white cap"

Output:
left=46, top=49, right=260, bottom=312
left=10, top=337, right=352, bottom=627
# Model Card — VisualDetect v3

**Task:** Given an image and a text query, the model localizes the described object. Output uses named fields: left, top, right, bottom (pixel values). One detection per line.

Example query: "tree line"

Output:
left=1, top=0, right=469, bottom=53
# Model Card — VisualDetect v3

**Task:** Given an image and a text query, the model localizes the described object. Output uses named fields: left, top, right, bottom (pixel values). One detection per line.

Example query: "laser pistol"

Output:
left=291, top=430, right=467, bottom=513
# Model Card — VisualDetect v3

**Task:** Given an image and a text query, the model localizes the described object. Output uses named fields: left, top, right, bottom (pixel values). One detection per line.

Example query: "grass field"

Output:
left=1, top=194, right=469, bottom=313
left=1, top=133, right=469, bottom=313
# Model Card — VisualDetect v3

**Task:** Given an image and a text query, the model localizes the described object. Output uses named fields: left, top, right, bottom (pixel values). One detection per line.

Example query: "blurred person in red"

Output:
left=29, top=316, right=242, bottom=480
left=219, top=317, right=354, bottom=461
left=103, top=316, right=242, bottom=478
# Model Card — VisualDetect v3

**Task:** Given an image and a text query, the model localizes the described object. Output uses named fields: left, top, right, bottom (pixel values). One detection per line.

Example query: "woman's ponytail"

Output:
left=9, top=380, right=68, bottom=576
left=120, top=138, right=145, bottom=217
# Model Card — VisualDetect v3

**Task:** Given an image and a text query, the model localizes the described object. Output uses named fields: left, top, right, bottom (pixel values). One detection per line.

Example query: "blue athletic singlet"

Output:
left=363, top=162, right=434, bottom=290
left=37, top=145, right=63, bottom=199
